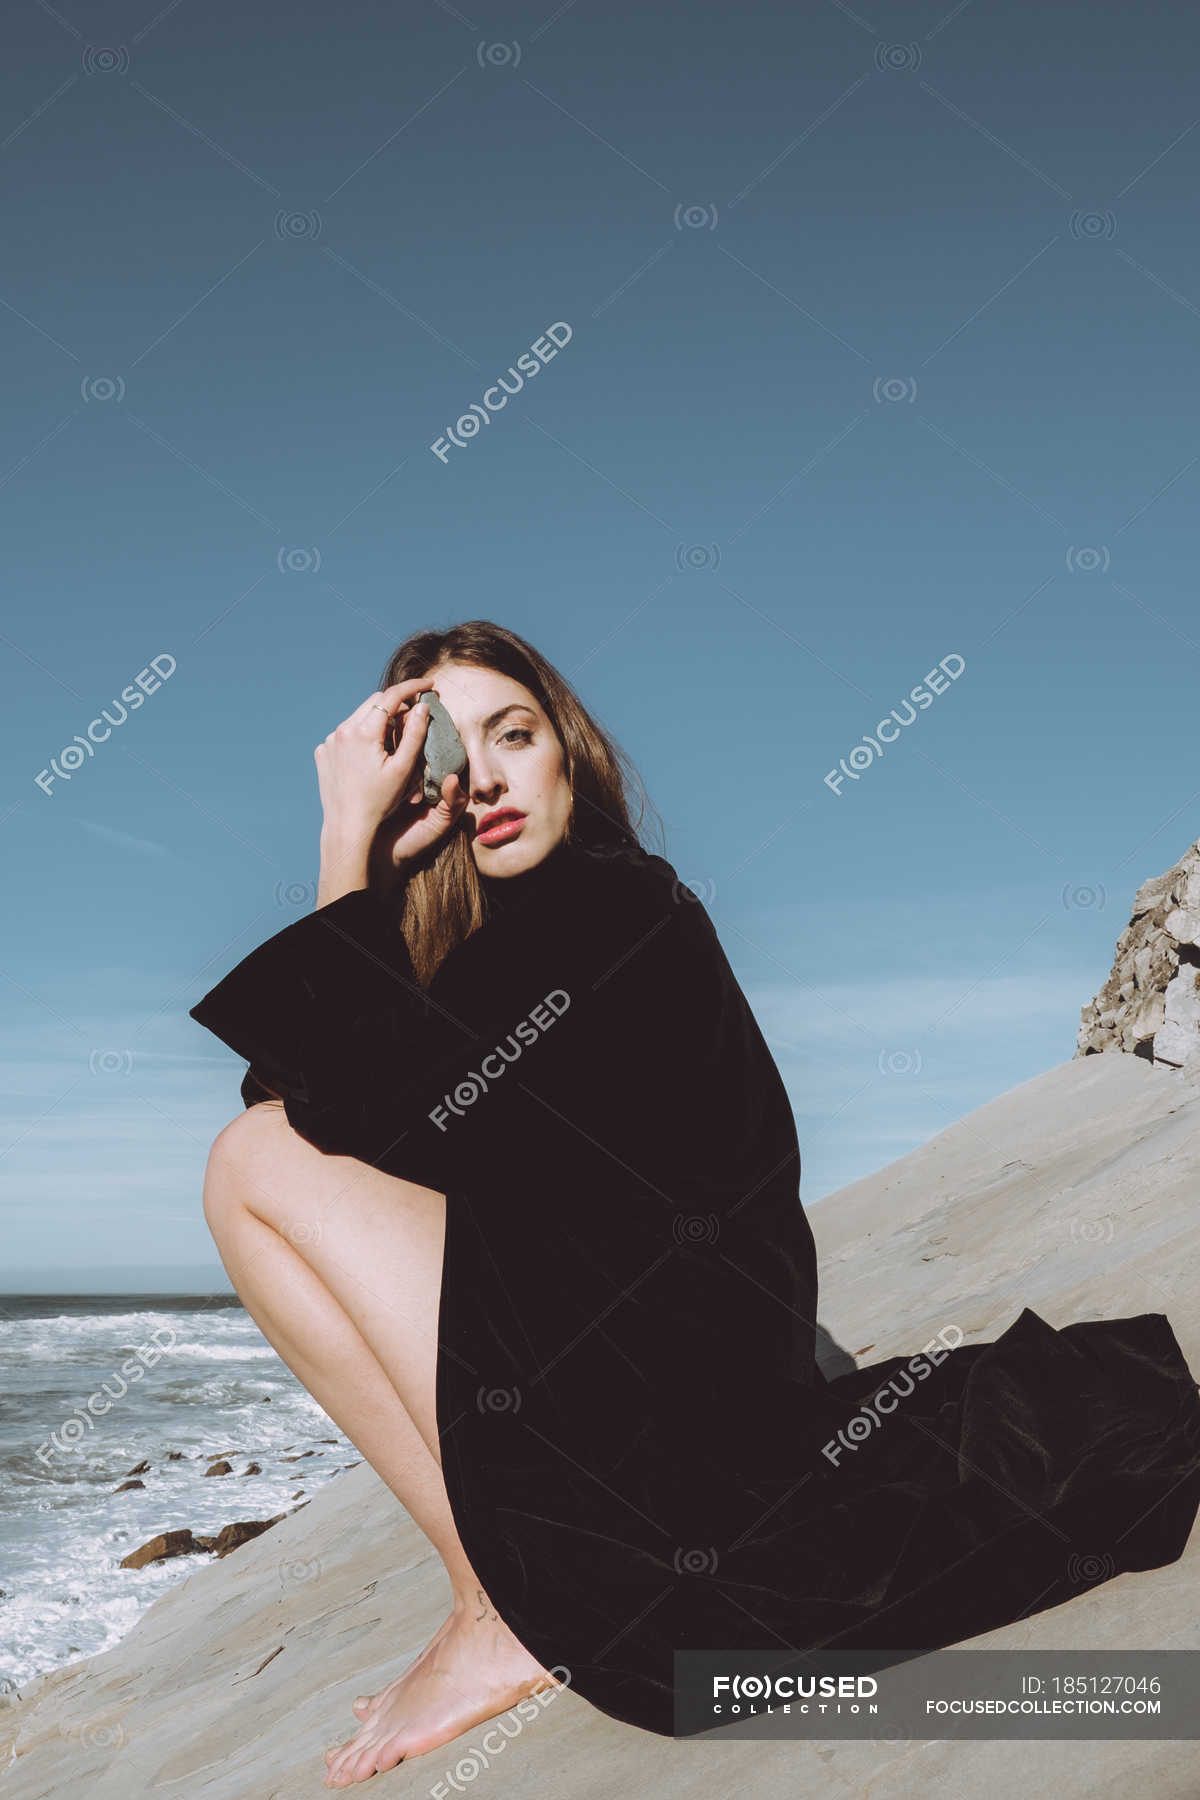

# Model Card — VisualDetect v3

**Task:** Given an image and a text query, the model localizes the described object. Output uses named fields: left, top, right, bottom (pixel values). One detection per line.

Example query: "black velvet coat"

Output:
left=189, top=835, right=1200, bottom=1736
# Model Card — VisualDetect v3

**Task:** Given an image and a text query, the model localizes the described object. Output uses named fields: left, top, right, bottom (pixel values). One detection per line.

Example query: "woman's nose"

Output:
left=467, top=758, right=502, bottom=800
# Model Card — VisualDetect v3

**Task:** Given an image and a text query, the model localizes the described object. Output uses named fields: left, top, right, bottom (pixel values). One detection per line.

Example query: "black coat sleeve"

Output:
left=187, top=848, right=782, bottom=1203
left=188, top=886, right=496, bottom=1191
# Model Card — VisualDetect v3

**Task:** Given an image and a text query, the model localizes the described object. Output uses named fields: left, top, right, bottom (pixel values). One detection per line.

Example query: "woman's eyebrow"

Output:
left=478, top=703, right=536, bottom=732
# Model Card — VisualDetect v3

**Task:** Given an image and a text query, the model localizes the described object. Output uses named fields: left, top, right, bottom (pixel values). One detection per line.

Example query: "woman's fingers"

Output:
left=339, top=679, right=437, bottom=738
left=374, top=704, right=430, bottom=812
left=436, top=771, right=467, bottom=813
left=314, top=679, right=464, bottom=858
left=379, top=677, right=437, bottom=707
left=397, top=697, right=431, bottom=754
left=370, top=678, right=438, bottom=729
left=405, top=773, right=468, bottom=859
left=314, top=684, right=441, bottom=844
left=379, top=766, right=469, bottom=875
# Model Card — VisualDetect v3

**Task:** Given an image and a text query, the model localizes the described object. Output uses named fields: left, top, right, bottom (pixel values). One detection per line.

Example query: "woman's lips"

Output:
left=477, top=813, right=526, bottom=845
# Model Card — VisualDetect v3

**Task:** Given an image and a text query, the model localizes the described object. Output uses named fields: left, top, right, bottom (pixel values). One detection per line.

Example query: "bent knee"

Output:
left=202, top=1101, right=289, bottom=1216
left=202, top=1101, right=446, bottom=1227
left=208, top=1098, right=287, bottom=1162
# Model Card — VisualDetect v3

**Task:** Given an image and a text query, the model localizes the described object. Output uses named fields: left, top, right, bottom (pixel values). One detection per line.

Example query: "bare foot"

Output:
left=348, top=1609, right=456, bottom=1722
left=322, top=1589, right=559, bottom=1787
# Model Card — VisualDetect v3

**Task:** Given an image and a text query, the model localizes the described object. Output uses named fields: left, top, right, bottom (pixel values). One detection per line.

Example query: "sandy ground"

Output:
left=5, top=1049, right=1200, bottom=1798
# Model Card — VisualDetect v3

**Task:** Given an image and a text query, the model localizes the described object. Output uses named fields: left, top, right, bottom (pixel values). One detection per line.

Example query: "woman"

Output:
left=190, top=619, right=1200, bottom=1787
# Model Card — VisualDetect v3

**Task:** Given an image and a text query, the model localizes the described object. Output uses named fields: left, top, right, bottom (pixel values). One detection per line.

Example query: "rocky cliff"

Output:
left=1076, top=837, right=1200, bottom=1070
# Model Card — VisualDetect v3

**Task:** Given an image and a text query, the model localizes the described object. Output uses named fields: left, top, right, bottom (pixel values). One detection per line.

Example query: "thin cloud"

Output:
left=76, top=820, right=175, bottom=859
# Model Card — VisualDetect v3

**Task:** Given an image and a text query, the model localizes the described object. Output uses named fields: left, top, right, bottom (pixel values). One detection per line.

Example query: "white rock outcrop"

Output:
left=1075, top=837, right=1200, bottom=1069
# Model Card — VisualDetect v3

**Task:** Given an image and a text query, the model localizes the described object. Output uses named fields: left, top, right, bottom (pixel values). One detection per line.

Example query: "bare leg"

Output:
left=202, top=1103, right=559, bottom=1786
left=202, top=1102, right=476, bottom=1602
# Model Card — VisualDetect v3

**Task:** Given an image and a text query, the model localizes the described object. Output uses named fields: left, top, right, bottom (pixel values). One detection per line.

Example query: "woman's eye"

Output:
left=499, top=728, right=533, bottom=746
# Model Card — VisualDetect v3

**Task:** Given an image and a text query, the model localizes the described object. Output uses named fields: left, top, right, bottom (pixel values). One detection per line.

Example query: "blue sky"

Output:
left=4, top=0, right=1200, bottom=1290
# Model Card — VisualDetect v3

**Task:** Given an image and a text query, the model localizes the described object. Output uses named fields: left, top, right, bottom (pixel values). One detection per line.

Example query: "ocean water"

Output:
left=0, top=1293, right=360, bottom=1695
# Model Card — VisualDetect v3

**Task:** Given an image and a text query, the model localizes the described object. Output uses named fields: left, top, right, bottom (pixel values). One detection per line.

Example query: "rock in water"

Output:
left=119, top=1530, right=205, bottom=1570
left=205, top=1518, right=287, bottom=1559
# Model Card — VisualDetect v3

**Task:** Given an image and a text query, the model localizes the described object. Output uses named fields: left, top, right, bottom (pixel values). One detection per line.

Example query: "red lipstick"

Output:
left=477, top=808, right=526, bottom=846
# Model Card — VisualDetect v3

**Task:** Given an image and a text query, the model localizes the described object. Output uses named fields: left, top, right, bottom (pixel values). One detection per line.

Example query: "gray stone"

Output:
left=1153, top=965, right=1200, bottom=1068
left=1163, top=906, right=1200, bottom=948
left=418, top=689, right=468, bottom=805
left=1130, top=870, right=1175, bottom=916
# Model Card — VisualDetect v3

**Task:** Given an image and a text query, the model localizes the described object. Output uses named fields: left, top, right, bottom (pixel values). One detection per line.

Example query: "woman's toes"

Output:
left=351, top=1694, right=374, bottom=1717
left=323, top=1735, right=358, bottom=1768
left=323, top=1751, right=351, bottom=1787
left=327, top=1746, right=372, bottom=1788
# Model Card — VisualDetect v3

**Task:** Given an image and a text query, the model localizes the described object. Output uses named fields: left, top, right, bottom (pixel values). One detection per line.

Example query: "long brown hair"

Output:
left=375, top=620, right=663, bottom=987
